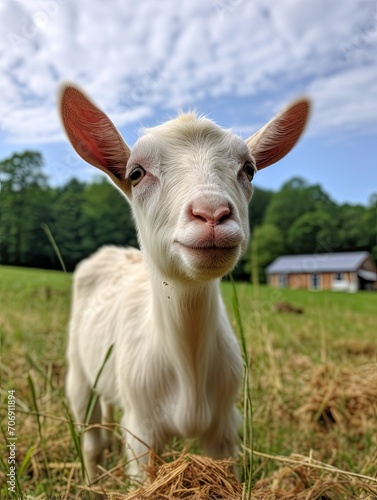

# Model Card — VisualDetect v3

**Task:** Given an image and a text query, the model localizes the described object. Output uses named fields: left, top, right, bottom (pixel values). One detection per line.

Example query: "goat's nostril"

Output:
left=191, top=205, right=231, bottom=225
left=195, top=212, right=209, bottom=223
left=215, top=206, right=231, bottom=224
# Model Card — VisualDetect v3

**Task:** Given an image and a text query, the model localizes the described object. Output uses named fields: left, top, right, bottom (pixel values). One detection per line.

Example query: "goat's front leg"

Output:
left=66, top=358, right=109, bottom=485
left=201, top=406, right=241, bottom=477
left=122, top=412, right=162, bottom=482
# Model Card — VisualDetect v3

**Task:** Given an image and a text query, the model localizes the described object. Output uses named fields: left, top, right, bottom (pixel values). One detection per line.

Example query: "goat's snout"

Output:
left=192, top=204, right=231, bottom=225
left=189, top=196, right=233, bottom=226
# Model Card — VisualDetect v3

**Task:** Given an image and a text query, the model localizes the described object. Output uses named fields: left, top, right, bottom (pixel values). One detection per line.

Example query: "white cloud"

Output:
left=0, top=0, right=376, bottom=144
left=308, top=65, right=377, bottom=138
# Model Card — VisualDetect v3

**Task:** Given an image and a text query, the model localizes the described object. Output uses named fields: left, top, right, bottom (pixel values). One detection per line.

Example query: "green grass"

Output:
left=222, top=280, right=376, bottom=358
left=0, top=266, right=71, bottom=361
left=0, top=265, right=376, bottom=498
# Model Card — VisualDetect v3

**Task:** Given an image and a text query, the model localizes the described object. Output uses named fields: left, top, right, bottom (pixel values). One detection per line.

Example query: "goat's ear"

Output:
left=245, top=99, right=311, bottom=171
left=58, top=83, right=131, bottom=192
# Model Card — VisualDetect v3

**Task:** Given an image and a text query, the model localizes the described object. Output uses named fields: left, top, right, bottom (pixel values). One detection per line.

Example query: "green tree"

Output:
left=248, top=224, right=285, bottom=283
left=82, top=177, right=138, bottom=253
left=337, top=204, right=370, bottom=251
left=287, top=210, right=339, bottom=255
left=0, top=152, right=53, bottom=266
left=248, top=186, right=274, bottom=233
left=264, top=177, right=335, bottom=241
left=364, top=194, right=377, bottom=261
left=49, top=179, right=87, bottom=271
left=49, top=178, right=138, bottom=271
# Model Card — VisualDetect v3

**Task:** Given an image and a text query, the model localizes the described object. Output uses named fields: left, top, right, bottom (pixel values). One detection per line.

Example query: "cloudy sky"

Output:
left=0, top=0, right=376, bottom=204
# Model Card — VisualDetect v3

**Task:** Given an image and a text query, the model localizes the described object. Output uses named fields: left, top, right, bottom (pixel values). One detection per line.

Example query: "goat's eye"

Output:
left=243, top=161, right=255, bottom=182
left=129, top=165, right=146, bottom=187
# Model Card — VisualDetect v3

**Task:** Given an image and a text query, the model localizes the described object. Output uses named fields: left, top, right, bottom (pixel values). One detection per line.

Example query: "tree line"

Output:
left=1, top=151, right=376, bottom=280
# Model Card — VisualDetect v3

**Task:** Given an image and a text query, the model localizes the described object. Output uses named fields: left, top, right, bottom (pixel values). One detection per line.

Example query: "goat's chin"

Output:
left=175, top=243, right=241, bottom=281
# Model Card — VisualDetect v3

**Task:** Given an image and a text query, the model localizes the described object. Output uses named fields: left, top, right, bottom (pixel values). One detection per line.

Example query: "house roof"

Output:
left=266, top=251, right=371, bottom=275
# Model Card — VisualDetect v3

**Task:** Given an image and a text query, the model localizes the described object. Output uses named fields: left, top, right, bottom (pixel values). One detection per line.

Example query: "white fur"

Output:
left=61, top=85, right=310, bottom=483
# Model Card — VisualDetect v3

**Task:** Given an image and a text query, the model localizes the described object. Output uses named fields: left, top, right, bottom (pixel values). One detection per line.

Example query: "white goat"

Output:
left=59, top=84, right=310, bottom=483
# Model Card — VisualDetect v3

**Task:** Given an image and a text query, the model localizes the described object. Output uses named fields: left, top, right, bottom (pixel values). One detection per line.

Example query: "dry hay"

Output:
left=98, top=451, right=377, bottom=500
left=294, top=363, right=377, bottom=434
left=251, top=454, right=377, bottom=499
left=335, top=339, right=377, bottom=357
left=123, top=453, right=243, bottom=499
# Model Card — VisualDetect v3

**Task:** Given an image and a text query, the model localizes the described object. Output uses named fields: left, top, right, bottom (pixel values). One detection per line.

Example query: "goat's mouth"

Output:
left=174, top=241, right=241, bottom=279
left=175, top=241, right=239, bottom=252
left=174, top=241, right=240, bottom=267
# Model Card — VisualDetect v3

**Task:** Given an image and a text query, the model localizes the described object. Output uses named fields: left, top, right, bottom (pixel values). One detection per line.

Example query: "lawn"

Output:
left=0, top=265, right=376, bottom=499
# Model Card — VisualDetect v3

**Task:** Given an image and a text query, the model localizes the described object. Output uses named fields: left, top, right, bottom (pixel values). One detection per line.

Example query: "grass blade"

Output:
left=84, top=343, right=114, bottom=426
left=27, top=373, right=53, bottom=495
left=230, top=275, right=254, bottom=495
left=64, top=401, right=86, bottom=482
left=18, top=445, right=36, bottom=478
left=41, top=222, right=67, bottom=273
left=27, top=374, right=42, bottom=438
left=27, top=354, right=54, bottom=392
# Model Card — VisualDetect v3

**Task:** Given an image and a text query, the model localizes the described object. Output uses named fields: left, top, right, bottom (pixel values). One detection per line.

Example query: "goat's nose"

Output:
left=191, top=204, right=231, bottom=225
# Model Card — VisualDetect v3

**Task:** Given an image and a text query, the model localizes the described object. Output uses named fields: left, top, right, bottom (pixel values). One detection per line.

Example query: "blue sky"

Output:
left=0, top=0, right=376, bottom=205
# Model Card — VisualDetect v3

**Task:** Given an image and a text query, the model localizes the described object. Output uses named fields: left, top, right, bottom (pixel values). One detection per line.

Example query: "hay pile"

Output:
left=123, top=454, right=243, bottom=499
left=294, top=363, right=377, bottom=434
left=112, top=450, right=377, bottom=500
left=251, top=456, right=377, bottom=499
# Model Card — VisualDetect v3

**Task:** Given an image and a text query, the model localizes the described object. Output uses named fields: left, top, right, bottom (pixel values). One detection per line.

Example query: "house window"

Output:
left=310, top=273, right=321, bottom=290
left=278, top=274, right=288, bottom=287
left=334, top=272, right=344, bottom=281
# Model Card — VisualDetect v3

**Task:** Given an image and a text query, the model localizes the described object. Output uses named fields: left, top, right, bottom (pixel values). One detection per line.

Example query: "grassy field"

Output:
left=0, top=265, right=376, bottom=499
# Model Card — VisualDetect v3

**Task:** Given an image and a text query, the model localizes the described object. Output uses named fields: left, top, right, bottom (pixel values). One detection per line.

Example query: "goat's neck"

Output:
left=151, top=274, right=223, bottom=367
left=149, top=274, right=227, bottom=432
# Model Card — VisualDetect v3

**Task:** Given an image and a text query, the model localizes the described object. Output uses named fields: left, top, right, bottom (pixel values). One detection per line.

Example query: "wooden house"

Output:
left=266, top=251, right=377, bottom=292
